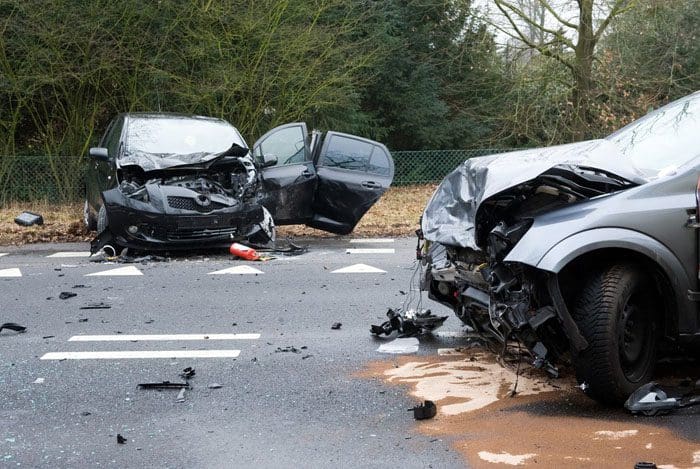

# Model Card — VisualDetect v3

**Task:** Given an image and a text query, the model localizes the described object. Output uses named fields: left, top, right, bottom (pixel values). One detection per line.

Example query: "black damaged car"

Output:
left=85, top=113, right=394, bottom=252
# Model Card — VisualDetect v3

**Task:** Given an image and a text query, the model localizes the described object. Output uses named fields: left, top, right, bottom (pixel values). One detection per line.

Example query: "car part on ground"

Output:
left=370, top=308, right=448, bottom=337
left=409, top=400, right=437, bottom=420
left=625, top=381, right=700, bottom=416
left=0, top=323, right=26, bottom=334
left=419, top=92, right=700, bottom=405
left=14, top=211, right=44, bottom=227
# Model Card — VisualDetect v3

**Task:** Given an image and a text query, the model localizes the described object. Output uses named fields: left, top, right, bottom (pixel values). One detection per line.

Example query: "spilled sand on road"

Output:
left=360, top=349, right=700, bottom=468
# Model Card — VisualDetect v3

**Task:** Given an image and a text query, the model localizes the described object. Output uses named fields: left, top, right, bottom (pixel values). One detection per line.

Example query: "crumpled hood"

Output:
left=119, top=150, right=229, bottom=172
left=421, top=139, right=648, bottom=249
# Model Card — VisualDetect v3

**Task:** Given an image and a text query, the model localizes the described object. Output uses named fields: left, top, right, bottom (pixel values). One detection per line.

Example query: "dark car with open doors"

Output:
left=85, top=113, right=393, bottom=253
left=419, top=92, right=700, bottom=405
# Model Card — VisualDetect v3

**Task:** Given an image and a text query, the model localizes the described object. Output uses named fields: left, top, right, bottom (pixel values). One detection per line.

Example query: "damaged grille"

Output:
left=166, top=226, right=239, bottom=241
left=167, top=196, right=225, bottom=213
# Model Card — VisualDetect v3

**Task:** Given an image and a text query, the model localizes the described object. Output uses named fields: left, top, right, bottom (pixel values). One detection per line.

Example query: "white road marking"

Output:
left=86, top=266, right=143, bottom=276
left=0, top=268, right=22, bottom=277
left=350, top=238, right=395, bottom=244
left=345, top=248, right=395, bottom=254
left=377, top=337, right=419, bottom=354
left=69, top=333, right=261, bottom=342
left=33, top=378, right=45, bottom=384
left=47, top=252, right=91, bottom=258
left=332, top=263, right=386, bottom=274
left=434, top=331, right=480, bottom=339
left=0, top=253, right=8, bottom=258
left=40, top=350, right=241, bottom=360
left=209, top=265, right=264, bottom=275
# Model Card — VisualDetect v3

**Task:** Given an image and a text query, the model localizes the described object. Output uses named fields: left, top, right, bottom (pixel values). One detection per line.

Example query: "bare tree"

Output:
left=492, top=0, right=636, bottom=138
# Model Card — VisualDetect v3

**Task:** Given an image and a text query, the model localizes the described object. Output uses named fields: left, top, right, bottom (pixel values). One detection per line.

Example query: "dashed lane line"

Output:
left=40, top=350, right=241, bottom=360
left=68, top=333, right=261, bottom=341
left=0, top=268, right=22, bottom=277
left=85, top=266, right=143, bottom=276
left=349, top=238, right=395, bottom=244
left=46, top=252, right=92, bottom=258
left=345, top=248, right=395, bottom=254
left=332, top=263, right=386, bottom=274
left=209, top=265, right=264, bottom=275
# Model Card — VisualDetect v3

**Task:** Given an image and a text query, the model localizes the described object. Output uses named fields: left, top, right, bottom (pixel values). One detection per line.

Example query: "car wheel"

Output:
left=84, top=200, right=97, bottom=231
left=572, top=263, right=657, bottom=405
left=96, top=205, right=108, bottom=234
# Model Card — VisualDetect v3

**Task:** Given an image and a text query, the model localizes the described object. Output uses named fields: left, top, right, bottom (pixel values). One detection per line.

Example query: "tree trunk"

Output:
left=572, top=0, right=595, bottom=140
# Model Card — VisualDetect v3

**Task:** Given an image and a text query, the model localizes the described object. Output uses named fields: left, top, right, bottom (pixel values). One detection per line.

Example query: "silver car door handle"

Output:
left=362, top=181, right=381, bottom=189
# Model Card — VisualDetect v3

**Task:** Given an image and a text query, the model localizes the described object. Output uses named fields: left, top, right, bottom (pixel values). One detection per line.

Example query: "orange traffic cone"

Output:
left=229, top=242, right=260, bottom=261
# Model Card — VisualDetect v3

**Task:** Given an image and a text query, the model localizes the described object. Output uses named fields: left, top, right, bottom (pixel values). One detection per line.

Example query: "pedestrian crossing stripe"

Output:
left=209, top=265, right=264, bottom=275
left=0, top=268, right=22, bottom=277
left=40, top=350, right=241, bottom=360
left=68, top=333, right=261, bottom=341
left=331, top=263, right=386, bottom=274
left=0, top=253, right=8, bottom=258
left=349, top=238, right=395, bottom=244
left=345, top=248, right=395, bottom=254
left=46, top=252, right=92, bottom=258
left=85, top=266, right=143, bottom=276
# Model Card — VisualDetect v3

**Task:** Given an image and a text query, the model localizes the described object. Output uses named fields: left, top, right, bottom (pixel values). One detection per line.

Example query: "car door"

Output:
left=87, top=116, right=124, bottom=212
left=307, top=131, right=394, bottom=234
left=255, top=123, right=316, bottom=224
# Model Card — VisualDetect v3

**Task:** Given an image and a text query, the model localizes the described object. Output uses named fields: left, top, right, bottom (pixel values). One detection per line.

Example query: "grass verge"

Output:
left=0, top=184, right=437, bottom=246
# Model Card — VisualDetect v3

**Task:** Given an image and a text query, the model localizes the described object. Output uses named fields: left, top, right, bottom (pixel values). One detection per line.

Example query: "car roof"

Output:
left=119, top=112, right=232, bottom=125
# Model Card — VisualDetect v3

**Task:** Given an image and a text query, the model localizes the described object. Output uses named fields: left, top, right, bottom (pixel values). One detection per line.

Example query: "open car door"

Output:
left=256, top=124, right=394, bottom=234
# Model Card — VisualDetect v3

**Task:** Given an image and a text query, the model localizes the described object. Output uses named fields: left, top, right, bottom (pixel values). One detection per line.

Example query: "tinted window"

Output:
left=104, top=118, right=124, bottom=158
left=125, top=117, right=243, bottom=156
left=255, top=125, right=306, bottom=166
left=319, top=135, right=373, bottom=171
left=367, top=148, right=391, bottom=176
left=608, top=92, right=700, bottom=176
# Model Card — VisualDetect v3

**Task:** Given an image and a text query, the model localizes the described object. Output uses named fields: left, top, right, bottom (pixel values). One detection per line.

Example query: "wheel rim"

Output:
left=619, top=294, right=653, bottom=382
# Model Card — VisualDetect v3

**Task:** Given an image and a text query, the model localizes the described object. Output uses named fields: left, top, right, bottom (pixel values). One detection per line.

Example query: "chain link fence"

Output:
left=0, top=149, right=517, bottom=203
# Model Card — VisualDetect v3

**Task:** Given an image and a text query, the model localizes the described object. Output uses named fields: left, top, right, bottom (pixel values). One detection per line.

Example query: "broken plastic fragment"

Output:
left=79, top=302, right=111, bottom=310
left=14, top=211, right=43, bottom=226
left=409, top=400, right=437, bottom=420
left=207, top=383, right=223, bottom=389
left=625, top=382, right=700, bottom=415
left=180, top=367, right=195, bottom=380
left=117, top=434, right=127, bottom=444
left=0, top=323, right=26, bottom=334
left=175, top=388, right=186, bottom=403
left=331, top=323, right=342, bottom=330
left=59, top=292, right=77, bottom=300
left=371, top=308, right=447, bottom=337
left=138, top=381, right=190, bottom=390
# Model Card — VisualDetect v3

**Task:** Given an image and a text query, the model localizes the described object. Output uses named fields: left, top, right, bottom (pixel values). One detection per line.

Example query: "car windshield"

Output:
left=607, top=92, right=700, bottom=177
left=125, top=116, right=245, bottom=156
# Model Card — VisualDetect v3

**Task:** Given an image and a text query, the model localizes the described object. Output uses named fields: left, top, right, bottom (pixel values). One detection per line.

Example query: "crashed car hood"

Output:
left=421, top=139, right=648, bottom=249
left=119, top=150, right=232, bottom=171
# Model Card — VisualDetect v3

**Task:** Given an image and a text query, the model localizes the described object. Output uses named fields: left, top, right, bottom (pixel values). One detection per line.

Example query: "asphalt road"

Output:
left=0, top=238, right=466, bottom=468
left=1, top=238, right=697, bottom=468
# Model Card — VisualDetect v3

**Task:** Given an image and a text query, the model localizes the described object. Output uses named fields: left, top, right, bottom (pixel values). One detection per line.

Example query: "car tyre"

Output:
left=84, top=200, right=97, bottom=231
left=572, top=263, right=657, bottom=405
left=96, top=205, right=108, bottom=234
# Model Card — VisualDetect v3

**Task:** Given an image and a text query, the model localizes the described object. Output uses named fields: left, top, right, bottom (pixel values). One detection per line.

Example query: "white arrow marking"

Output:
left=350, top=238, right=395, bottom=244
left=332, top=263, right=386, bottom=274
left=209, top=265, right=264, bottom=275
left=46, top=252, right=91, bottom=258
left=69, top=333, right=261, bottom=342
left=86, top=266, right=143, bottom=276
left=0, top=253, right=8, bottom=258
left=0, top=268, right=22, bottom=277
left=40, top=350, right=241, bottom=360
left=345, top=248, right=395, bottom=254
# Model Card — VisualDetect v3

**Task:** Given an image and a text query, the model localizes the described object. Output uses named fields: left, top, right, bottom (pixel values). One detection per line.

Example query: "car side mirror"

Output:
left=262, top=153, right=278, bottom=168
left=89, top=147, right=110, bottom=162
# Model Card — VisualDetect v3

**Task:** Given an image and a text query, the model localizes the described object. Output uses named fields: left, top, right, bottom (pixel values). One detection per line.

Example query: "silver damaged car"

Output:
left=420, top=91, right=700, bottom=404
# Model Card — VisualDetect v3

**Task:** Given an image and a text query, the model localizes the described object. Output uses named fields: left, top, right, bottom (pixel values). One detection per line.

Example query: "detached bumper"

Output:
left=98, top=187, right=265, bottom=251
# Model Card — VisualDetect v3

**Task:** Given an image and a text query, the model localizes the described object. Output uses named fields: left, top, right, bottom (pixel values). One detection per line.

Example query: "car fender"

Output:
left=507, top=227, right=695, bottom=334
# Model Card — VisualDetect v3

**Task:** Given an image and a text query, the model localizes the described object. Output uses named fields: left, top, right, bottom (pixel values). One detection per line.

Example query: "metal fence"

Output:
left=0, top=149, right=517, bottom=203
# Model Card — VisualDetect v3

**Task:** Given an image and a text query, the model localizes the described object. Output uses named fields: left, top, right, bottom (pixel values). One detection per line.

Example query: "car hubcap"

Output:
left=619, top=299, right=651, bottom=380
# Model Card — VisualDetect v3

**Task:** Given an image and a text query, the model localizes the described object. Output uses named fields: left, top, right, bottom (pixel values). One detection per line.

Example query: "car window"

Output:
left=255, top=125, right=307, bottom=166
left=367, top=147, right=391, bottom=176
left=607, top=92, right=700, bottom=176
left=104, top=118, right=124, bottom=158
left=318, top=135, right=374, bottom=171
left=125, top=117, right=244, bottom=156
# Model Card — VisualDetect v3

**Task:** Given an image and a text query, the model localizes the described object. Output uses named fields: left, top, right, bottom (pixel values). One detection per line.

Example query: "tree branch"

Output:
left=495, top=0, right=575, bottom=49
left=539, top=0, right=577, bottom=30
left=594, top=0, right=637, bottom=43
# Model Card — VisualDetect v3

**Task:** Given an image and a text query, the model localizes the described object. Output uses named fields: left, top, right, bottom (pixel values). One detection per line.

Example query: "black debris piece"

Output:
left=180, top=367, right=196, bottom=380
left=81, top=412, right=91, bottom=417
left=0, top=323, right=26, bottom=334
left=331, top=322, right=342, bottom=330
left=138, top=381, right=190, bottom=390
left=42, top=335, right=55, bottom=339
left=634, top=463, right=657, bottom=469
left=78, top=318, right=89, bottom=323
left=625, top=381, right=700, bottom=416
left=72, top=285, right=89, bottom=289
left=207, top=383, right=223, bottom=389
left=371, top=308, right=448, bottom=337
left=79, top=302, right=111, bottom=310
left=302, top=355, right=313, bottom=360
left=117, top=434, right=127, bottom=444
left=275, top=346, right=301, bottom=354
left=59, top=292, right=77, bottom=300
left=14, top=211, right=43, bottom=226
left=409, top=400, right=437, bottom=420
left=253, top=239, right=308, bottom=256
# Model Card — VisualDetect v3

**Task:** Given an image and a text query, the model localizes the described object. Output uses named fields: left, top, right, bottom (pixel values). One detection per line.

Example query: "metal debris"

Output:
left=207, top=383, right=223, bottom=389
left=14, top=211, right=43, bottom=226
left=331, top=322, right=342, bottom=330
left=179, top=367, right=195, bottom=380
left=117, top=434, right=127, bottom=444
left=0, top=323, right=26, bottom=334
left=371, top=308, right=447, bottom=337
left=625, top=381, right=700, bottom=416
left=79, top=302, right=112, bottom=310
left=409, top=400, right=437, bottom=420
left=137, top=381, right=190, bottom=390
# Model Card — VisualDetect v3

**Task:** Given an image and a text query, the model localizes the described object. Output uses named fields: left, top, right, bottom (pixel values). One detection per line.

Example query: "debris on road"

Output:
left=59, top=292, right=77, bottom=300
left=117, top=434, right=127, bottom=444
left=331, top=322, right=342, bottom=330
left=138, top=381, right=190, bottom=390
left=14, top=211, right=43, bottom=226
left=376, top=337, right=419, bottom=354
left=79, top=302, right=112, bottom=310
left=179, top=367, right=196, bottom=380
left=175, top=388, right=186, bottom=403
left=207, top=383, right=223, bottom=389
left=625, top=381, right=700, bottom=416
left=409, top=400, right=437, bottom=420
left=370, top=308, right=447, bottom=337
left=275, top=346, right=302, bottom=354
left=634, top=462, right=657, bottom=469
left=229, top=242, right=260, bottom=261
left=0, top=323, right=26, bottom=334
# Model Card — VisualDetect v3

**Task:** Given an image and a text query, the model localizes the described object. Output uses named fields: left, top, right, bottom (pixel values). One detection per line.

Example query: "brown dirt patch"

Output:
left=361, top=351, right=700, bottom=468
left=1, top=184, right=437, bottom=246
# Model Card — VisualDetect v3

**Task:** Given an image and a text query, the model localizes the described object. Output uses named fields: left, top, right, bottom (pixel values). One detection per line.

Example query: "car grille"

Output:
left=165, top=226, right=239, bottom=241
left=167, top=196, right=225, bottom=213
